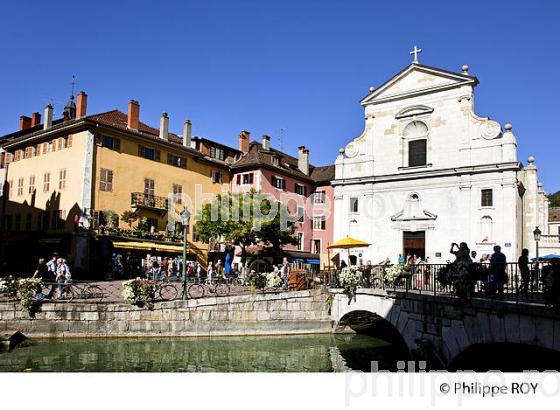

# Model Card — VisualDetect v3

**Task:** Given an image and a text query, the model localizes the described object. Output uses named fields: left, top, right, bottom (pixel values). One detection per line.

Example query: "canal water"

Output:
left=0, top=333, right=408, bottom=372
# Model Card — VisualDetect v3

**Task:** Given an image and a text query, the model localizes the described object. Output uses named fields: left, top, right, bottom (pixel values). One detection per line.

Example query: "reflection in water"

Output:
left=0, top=334, right=408, bottom=372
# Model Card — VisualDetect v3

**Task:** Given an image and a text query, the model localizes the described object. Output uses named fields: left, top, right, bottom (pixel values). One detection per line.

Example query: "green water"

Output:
left=0, top=334, right=406, bottom=372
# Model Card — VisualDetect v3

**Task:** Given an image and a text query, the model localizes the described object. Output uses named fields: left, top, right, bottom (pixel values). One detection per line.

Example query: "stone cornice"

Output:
left=332, top=162, right=521, bottom=186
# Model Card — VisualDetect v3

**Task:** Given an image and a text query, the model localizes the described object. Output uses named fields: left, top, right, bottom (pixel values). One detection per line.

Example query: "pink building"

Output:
left=230, top=132, right=334, bottom=269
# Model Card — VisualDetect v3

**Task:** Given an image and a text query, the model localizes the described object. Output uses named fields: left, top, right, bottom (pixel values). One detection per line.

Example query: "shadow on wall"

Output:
left=0, top=186, right=82, bottom=275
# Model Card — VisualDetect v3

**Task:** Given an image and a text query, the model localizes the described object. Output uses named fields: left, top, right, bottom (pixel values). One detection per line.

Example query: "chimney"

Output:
left=31, top=112, right=41, bottom=127
left=239, top=130, right=250, bottom=154
left=183, top=119, right=192, bottom=147
left=19, top=116, right=32, bottom=131
left=262, top=135, right=270, bottom=150
left=159, top=112, right=169, bottom=140
left=127, top=100, right=140, bottom=130
left=298, top=146, right=309, bottom=175
left=44, top=104, right=53, bottom=130
left=76, top=91, right=87, bottom=118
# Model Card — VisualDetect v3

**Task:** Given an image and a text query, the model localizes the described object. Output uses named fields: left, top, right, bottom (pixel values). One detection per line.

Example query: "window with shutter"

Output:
left=408, top=139, right=427, bottom=167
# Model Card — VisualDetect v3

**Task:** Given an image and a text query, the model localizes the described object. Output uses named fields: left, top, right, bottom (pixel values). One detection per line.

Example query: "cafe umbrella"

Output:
left=327, top=237, right=371, bottom=266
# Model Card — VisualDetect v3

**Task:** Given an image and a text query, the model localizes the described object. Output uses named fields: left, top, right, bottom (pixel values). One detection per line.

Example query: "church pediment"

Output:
left=391, top=193, right=438, bottom=222
left=361, top=63, right=478, bottom=106
left=391, top=209, right=438, bottom=222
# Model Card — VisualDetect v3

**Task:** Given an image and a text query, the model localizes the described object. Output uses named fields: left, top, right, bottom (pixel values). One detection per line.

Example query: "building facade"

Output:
left=333, top=60, right=548, bottom=264
left=229, top=133, right=334, bottom=268
left=0, top=93, right=230, bottom=275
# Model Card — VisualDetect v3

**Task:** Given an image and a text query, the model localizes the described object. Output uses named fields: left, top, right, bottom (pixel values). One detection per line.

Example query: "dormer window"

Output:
left=210, top=146, right=225, bottom=161
left=271, top=156, right=280, bottom=166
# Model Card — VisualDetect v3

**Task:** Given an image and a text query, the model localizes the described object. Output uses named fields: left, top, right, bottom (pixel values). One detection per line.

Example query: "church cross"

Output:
left=410, top=45, right=422, bottom=63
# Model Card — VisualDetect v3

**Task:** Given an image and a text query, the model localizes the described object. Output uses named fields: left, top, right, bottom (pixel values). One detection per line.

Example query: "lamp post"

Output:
left=533, top=226, right=541, bottom=281
left=181, top=208, right=191, bottom=300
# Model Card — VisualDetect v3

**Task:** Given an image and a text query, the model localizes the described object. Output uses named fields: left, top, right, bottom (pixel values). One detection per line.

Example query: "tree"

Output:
left=194, top=190, right=298, bottom=267
left=121, top=210, right=139, bottom=229
left=549, top=191, right=560, bottom=208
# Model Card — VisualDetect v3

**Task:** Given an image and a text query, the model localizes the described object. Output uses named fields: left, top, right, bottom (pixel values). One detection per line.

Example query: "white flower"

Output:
left=265, top=272, right=282, bottom=288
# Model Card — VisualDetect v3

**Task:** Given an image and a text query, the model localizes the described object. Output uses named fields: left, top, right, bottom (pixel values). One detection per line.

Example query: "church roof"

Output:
left=360, top=62, right=479, bottom=106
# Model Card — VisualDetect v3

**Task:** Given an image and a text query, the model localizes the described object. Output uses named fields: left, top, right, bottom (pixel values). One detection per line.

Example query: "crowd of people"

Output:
left=139, top=254, right=291, bottom=288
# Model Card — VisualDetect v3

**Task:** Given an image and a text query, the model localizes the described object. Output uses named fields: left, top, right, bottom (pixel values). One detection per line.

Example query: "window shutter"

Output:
left=282, top=179, right=286, bottom=190
left=67, top=135, right=73, bottom=148
left=236, top=175, right=241, bottom=184
left=167, top=153, right=172, bottom=164
left=155, top=150, right=161, bottom=161
left=138, top=145, right=144, bottom=156
left=58, top=138, right=64, bottom=150
left=114, top=138, right=120, bottom=151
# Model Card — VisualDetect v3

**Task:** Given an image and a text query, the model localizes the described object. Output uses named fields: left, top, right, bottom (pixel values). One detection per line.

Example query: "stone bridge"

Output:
left=330, top=288, right=560, bottom=369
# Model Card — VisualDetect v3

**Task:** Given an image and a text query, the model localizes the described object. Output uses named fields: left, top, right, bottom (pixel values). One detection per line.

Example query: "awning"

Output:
left=307, top=259, right=321, bottom=265
left=112, top=241, right=185, bottom=253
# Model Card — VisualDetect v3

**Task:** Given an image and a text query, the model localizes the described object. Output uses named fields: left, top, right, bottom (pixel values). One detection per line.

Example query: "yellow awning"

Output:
left=327, top=237, right=371, bottom=249
left=112, top=241, right=185, bottom=253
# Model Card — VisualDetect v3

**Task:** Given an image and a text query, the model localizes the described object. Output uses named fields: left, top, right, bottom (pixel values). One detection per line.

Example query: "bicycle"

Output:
left=39, top=281, right=105, bottom=302
left=151, top=280, right=180, bottom=301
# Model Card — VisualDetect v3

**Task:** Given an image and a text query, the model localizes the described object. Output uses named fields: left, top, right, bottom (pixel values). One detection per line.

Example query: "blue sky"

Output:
left=1, top=0, right=558, bottom=192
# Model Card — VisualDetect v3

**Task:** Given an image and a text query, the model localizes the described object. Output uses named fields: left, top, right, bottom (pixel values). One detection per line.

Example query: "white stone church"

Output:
left=333, top=51, right=549, bottom=264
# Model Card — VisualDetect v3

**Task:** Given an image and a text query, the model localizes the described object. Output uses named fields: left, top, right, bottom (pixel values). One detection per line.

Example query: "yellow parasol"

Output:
left=326, top=237, right=371, bottom=273
left=327, top=237, right=371, bottom=249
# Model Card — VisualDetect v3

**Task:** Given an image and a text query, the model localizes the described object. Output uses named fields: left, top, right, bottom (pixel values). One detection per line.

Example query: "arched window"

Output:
left=480, top=216, right=493, bottom=242
left=404, top=121, right=428, bottom=167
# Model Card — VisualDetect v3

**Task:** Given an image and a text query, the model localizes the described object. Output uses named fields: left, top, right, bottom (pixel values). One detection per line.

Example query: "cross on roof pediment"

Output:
left=361, top=63, right=478, bottom=106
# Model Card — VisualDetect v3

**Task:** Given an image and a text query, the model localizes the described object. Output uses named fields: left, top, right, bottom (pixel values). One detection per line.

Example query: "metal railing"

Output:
left=322, top=262, right=560, bottom=306
left=131, top=192, right=169, bottom=210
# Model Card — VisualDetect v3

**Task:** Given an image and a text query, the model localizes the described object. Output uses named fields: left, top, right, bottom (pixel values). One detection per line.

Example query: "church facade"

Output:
left=333, top=58, right=548, bottom=264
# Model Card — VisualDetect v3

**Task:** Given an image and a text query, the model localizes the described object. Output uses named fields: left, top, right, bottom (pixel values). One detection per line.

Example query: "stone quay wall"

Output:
left=0, top=289, right=333, bottom=338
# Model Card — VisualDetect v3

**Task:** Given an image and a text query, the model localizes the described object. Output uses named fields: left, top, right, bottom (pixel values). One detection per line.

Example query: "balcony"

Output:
left=131, top=192, right=168, bottom=213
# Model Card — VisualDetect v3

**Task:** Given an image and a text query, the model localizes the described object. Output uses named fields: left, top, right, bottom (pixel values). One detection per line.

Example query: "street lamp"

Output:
left=533, top=226, right=541, bottom=280
left=181, top=208, right=191, bottom=300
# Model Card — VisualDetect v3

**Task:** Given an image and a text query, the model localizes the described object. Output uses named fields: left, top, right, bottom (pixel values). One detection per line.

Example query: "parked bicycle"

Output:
left=40, top=281, right=105, bottom=302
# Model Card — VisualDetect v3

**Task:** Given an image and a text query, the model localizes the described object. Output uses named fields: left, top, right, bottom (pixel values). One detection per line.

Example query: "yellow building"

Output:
left=0, top=92, right=232, bottom=276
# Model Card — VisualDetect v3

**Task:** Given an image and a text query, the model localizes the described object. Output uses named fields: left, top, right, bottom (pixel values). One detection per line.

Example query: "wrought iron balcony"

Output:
left=131, top=192, right=168, bottom=211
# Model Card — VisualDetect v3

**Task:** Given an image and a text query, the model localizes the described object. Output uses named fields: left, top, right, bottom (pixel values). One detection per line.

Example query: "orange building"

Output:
left=0, top=92, right=230, bottom=276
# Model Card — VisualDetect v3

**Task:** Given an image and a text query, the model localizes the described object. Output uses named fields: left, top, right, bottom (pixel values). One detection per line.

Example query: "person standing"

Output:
left=32, top=258, right=48, bottom=279
left=490, top=245, right=507, bottom=296
left=207, top=261, right=214, bottom=284
left=398, top=254, right=405, bottom=264
left=518, top=248, right=530, bottom=294
left=280, top=258, right=290, bottom=290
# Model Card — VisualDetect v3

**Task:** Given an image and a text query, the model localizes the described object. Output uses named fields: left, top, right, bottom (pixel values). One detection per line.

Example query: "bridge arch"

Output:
left=338, top=310, right=411, bottom=359
left=330, top=290, right=560, bottom=370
